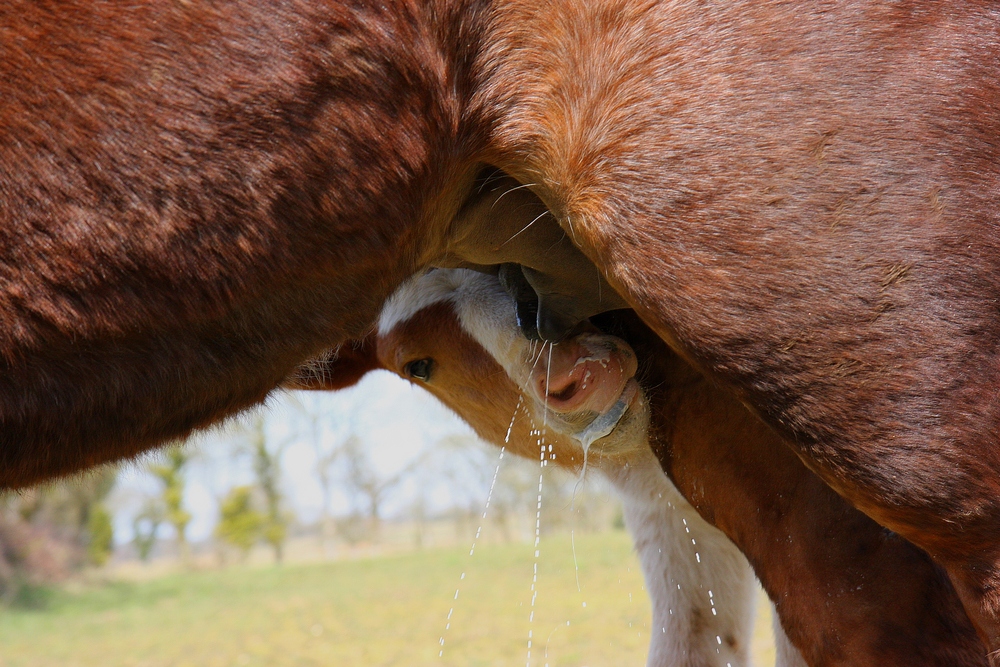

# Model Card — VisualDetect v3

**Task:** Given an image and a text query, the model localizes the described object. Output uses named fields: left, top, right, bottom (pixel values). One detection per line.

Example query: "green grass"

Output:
left=0, top=532, right=776, bottom=667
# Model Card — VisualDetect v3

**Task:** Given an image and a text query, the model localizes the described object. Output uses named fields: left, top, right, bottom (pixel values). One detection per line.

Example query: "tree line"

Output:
left=0, top=393, right=622, bottom=604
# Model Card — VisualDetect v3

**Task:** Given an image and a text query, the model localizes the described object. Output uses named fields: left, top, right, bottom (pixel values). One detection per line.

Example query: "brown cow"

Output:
left=291, top=268, right=987, bottom=666
left=2, top=1, right=999, bottom=657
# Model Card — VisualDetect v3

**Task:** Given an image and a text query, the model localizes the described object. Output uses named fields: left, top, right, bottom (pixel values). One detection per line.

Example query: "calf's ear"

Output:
left=281, top=335, right=381, bottom=391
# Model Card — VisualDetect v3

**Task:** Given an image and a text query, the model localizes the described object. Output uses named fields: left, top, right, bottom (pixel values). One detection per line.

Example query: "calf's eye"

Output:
left=405, top=358, right=434, bottom=382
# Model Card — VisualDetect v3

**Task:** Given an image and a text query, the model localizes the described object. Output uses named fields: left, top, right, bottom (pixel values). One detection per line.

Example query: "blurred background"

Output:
left=0, top=370, right=777, bottom=666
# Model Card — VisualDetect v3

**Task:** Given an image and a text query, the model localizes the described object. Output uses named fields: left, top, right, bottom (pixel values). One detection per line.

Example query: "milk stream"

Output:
left=525, top=421, right=546, bottom=667
left=437, top=395, right=523, bottom=660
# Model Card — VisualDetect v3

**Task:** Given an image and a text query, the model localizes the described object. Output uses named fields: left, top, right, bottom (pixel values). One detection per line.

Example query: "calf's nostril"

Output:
left=548, top=380, right=579, bottom=402
left=538, top=371, right=577, bottom=400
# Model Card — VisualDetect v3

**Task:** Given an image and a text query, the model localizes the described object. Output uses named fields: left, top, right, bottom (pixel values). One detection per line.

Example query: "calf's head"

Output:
left=285, top=269, right=649, bottom=469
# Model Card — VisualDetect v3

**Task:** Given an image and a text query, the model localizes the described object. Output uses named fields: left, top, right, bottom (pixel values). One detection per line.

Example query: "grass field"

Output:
left=0, top=531, right=776, bottom=666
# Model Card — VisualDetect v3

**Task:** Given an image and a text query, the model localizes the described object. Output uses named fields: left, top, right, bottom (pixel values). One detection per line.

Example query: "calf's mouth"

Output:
left=529, top=332, right=640, bottom=449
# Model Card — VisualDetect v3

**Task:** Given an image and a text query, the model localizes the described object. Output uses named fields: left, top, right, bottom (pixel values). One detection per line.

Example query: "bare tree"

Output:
left=313, top=442, right=340, bottom=555
left=286, top=394, right=343, bottom=558
left=148, top=446, right=193, bottom=564
left=187, top=429, right=249, bottom=566
left=432, top=434, right=528, bottom=543
left=335, top=435, right=423, bottom=545
left=131, top=499, right=163, bottom=562
left=250, top=419, right=288, bottom=563
left=223, top=413, right=292, bottom=564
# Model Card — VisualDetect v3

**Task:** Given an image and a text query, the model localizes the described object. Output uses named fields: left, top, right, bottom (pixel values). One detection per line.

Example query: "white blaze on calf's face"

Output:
left=382, top=269, right=649, bottom=461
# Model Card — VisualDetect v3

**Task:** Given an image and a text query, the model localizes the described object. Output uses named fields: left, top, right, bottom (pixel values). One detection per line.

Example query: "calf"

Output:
left=292, top=276, right=767, bottom=667
left=292, top=269, right=987, bottom=666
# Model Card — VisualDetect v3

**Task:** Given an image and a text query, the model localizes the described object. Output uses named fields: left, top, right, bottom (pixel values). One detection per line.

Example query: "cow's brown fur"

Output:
left=0, top=0, right=474, bottom=482
left=626, top=314, right=989, bottom=667
left=2, top=0, right=1000, bottom=656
